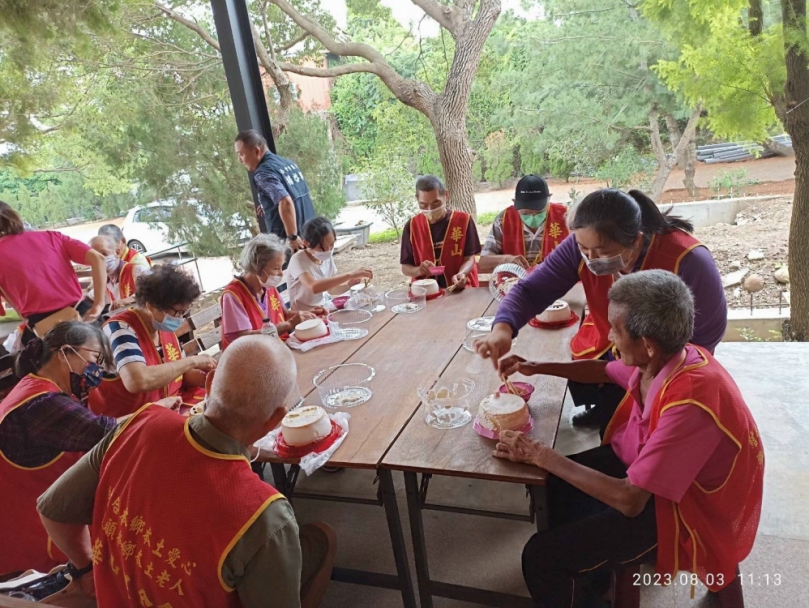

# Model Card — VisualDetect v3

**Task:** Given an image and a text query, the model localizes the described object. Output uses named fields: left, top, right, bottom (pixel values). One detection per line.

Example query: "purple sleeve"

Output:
left=493, top=234, right=582, bottom=336
left=677, top=246, right=727, bottom=353
left=26, top=393, right=117, bottom=453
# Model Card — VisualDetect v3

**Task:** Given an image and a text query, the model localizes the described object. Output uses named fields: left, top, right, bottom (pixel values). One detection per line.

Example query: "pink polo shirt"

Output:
left=220, top=288, right=269, bottom=343
left=0, top=231, right=90, bottom=318
left=605, top=346, right=739, bottom=503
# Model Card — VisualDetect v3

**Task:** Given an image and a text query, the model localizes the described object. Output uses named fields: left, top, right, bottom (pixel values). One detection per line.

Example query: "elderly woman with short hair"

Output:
left=496, top=270, right=763, bottom=608
left=221, top=234, right=316, bottom=349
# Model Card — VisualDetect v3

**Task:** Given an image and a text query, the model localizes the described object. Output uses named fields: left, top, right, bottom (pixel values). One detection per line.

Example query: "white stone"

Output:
left=733, top=288, right=741, bottom=298
left=747, top=250, right=765, bottom=261
left=774, top=266, right=790, bottom=284
left=722, top=268, right=749, bottom=289
left=729, top=261, right=742, bottom=271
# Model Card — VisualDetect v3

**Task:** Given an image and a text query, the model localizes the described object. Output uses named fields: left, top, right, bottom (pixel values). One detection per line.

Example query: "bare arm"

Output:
left=84, top=249, right=108, bottom=322
left=298, top=268, right=372, bottom=295
left=118, top=355, right=216, bottom=394
left=494, top=432, right=652, bottom=517
left=478, top=254, right=528, bottom=273
left=277, top=196, right=297, bottom=236
left=499, top=356, right=611, bottom=385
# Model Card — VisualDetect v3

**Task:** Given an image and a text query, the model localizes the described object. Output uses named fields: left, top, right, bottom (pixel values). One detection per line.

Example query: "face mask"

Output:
left=154, top=311, right=184, bottom=332
left=521, top=211, right=547, bottom=229
left=62, top=348, right=103, bottom=400
left=312, top=250, right=333, bottom=262
left=581, top=249, right=630, bottom=276
left=421, top=205, right=445, bottom=221
left=260, top=272, right=283, bottom=288
left=105, top=255, right=119, bottom=274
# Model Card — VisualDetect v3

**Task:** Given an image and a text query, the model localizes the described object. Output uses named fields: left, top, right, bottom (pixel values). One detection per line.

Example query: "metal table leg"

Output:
left=404, top=471, right=433, bottom=608
left=378, top=469, right=417, bottom=608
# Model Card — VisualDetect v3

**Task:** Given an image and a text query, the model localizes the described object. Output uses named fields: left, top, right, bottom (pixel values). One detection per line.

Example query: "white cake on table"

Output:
left=281, top=406, right=332, bottom=447
left=294, top=318, right=328, bottom=341
left=477, top=393, right=530, bottom=432
left=536, top=300, right=570, bottom=324
left=413, top=278, right=440, bottom=295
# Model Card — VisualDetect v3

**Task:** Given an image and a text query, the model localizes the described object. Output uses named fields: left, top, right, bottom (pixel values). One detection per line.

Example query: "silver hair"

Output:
left=98, top=224, right=125, bottom=242
left=239, top=233, right=288, bottom=274
left=608, top=270, right=695, bottom=355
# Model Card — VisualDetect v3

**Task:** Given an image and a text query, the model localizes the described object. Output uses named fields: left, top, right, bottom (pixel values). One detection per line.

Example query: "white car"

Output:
left=121, top=202, right=185, bottom=256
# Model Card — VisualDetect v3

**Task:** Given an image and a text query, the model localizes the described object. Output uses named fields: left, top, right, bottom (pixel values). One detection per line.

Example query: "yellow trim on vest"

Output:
left=217, top=491, right=286, bottom=592
left=105, top=402, right=155, bottom=451
left=223, top=281, right=265, bottom=324
left=0, top=448, right=65, bottom=471
left=675, top=504, right=700, bottom=599
left=656, top=349, right=709, bottom=404
left=578, top=559, right=607, bottom=573
left=671, top=501, right=680, bottom=574
left=47, top=536, right=55, bottom=560
left=673, top=243, right=702, bottom=275
left=639, top=234, right=657, bottom=270
left=183, top=417, right=249, bottom=463
left=619, top=543, right=658, bottom=565
left=601, top=391, right=634, bottom=446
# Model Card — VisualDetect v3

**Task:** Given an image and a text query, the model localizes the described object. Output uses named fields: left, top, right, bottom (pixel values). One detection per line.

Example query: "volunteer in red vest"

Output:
left=98, top=223, right=152, bottom=269
left=400, top=175, right=482, bottom=291
left=479, top=175, right=569, bottom=273
left=87, top=235, right=148, bottom=313
left=495, top=271, right=762, bottom=608
left=39, top=336, right=337, bottom=606
left=0, top=322, right=116, bottom=574
left=89, top=264, right=216, bottom=418
left=476, top=188, right=726, bottom=435
left=221, top=234, right=317, bottom=348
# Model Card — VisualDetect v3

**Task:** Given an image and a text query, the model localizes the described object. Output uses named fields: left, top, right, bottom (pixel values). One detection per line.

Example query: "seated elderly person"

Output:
left=86, top=235, right=149, bottom=313
left=38, top=336, right=336, bottom=607
left=493, top=270, right=763, bottom=608
left=221, top=234, right=316, bottom=348
left=98, top=223, right=151, bottom=268
left=88, top=264, right=216, bottom=418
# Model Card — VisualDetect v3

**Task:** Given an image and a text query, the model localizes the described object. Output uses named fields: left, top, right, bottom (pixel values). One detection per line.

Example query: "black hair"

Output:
left=98, top=223, right=125, bottom=242
left=302, top=216, right=335, bottom=250
left=234, top=129, right=268, bottom=149
left=134, top=264, right=201, bottom=310
left=0, top=201, right=24, bottom=237
left=415, top=175, right=446, bottom=196
left=569, top=189, right=693, bottom=247
left=14, top=321, right=112, bottom=378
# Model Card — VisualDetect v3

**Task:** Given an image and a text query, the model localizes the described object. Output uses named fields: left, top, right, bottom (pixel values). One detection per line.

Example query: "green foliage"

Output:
left=360, top=152, right=418, bottom=241
left=477, top=211, right=499, bottom=226
left=708, top=169, right=762, bottom=198
left=595, top=148, right=655, bottom=190
left=738, top=327, right=783, bottom=342
left=481, top=131, right=515, bottom=186
left=369, top=228, right=399, bottom=244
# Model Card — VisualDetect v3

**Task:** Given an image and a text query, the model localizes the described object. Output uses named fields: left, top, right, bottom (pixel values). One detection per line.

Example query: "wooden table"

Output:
left=380, top=285, right=586, bottom=608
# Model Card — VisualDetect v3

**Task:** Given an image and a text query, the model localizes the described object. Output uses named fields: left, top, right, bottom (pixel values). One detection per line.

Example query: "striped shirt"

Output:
left=481, top=210, right=546, bottom=263
left=102, top=319, right=184, bottom=371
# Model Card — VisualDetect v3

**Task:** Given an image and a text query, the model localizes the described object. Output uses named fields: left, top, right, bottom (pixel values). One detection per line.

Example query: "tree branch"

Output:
left=749, top=0, right=763, bottom=36
left=154, top=1, right=220, bottom=51
left=278, top=61, right=382, bottom=78
left=411, top=0, right=459, bottom=34
left=277, top=29, right=309, bottom=52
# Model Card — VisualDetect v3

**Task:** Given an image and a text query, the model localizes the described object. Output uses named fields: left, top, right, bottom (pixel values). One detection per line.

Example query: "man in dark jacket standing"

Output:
left=235, top=129, right=315, bottom=252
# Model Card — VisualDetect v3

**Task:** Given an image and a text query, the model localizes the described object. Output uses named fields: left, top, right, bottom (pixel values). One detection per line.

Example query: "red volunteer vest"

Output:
left=410, top=211, right=479, bottom=287
left=118, top=262, right=138, bottom=300
left=122, top=246, right=153, bottom=267
left=603, top=347, right=763, bottom=590
left=570, top=230, right=703, bottom=360
left=220, top=279, right=287, bottom=350
left=501, top=204, right=569, bottom=267
left=0, top=375, right=81, bottom=573
left=91, top=405, right=283, bottom=607
left=89, top=309, right=187, bottom=418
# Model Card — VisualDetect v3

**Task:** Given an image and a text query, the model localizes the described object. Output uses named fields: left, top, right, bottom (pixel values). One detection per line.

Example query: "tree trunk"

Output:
left=683, top=141, right=698, bottom=197
left=431, top=107, right=477, bottom=216
left=782, top=0, right=809, bottom=341
left=650, top=105, right=702, bottom=200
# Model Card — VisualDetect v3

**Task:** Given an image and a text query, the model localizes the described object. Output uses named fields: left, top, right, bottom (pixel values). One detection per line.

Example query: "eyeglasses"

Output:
left=166, top=306, right=191, bottom=318
left=73, top=346, right=106, bottom=367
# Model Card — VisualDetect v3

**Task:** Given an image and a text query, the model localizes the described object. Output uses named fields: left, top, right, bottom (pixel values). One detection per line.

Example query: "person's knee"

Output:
left=522, top=532, right=557, bottom=576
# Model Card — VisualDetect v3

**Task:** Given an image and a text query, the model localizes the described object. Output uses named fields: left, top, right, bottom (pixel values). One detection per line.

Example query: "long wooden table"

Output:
left=258, top=286, right=583, bottom=607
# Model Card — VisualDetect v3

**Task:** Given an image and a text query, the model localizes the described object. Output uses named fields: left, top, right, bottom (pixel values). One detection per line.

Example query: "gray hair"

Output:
left=608, top=270, right=694, bottom=355
left=239, top=233, right=287, bottom=274
left=98, top=224, right=125, bottom=242
left=234, top=129, right=268, bottom=149
left=416, top=175, right=446, bottom=196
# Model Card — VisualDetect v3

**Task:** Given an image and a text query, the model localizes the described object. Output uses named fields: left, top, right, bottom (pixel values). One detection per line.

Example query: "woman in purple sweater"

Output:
left=475, top=189, right=727, bottom=435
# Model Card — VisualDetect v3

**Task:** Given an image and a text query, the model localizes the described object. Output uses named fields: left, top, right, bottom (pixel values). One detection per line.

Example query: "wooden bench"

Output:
left=179, top=303, right=222, bottom=357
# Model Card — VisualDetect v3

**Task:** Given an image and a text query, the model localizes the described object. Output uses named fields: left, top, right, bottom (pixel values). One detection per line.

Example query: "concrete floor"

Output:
left=287, top=342, right=809, bottom=607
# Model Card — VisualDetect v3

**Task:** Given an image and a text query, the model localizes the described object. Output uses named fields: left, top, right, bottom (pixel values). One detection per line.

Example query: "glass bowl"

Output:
left=312, top=363, right=375, bottom=409
left=386, top=286, right=425, bottom=314
left=327, top=309, right=372, bottom=340
left=417, top=377, right=476, bottom=429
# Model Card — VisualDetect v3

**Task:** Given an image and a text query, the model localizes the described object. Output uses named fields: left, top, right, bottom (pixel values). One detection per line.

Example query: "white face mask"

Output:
left=260, top=272, right=283, bottom=288
left=105, top=255, right=119, bottom=274
left=580, top=248, right=630, bottom=276
left=421, top=205, right=445, bottom=221
left=312, top=250, right=333, bottom=262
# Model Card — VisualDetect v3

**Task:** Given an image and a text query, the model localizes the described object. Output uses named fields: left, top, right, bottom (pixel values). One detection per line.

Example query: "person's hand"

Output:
left=78, top=572, right=96, bottom=598
left=287, top=311, right=316, bottom=328
left=255, top=204, right=265, bottom=217
left=474, top=325, right=514, bottom=370
left=450, top=272, right=467, bottom=291
left=498, top=354, right=541, bottom=378
left=493, top=431, right=548, bottom=468
left=83, top=303, right=104, bottom=322
left=506, top=255, right=530, bottom=269
left=190, top=354, right=217, bottom=373
left=418, top=260, right=436, bottom=278
left=289, top=236, right=305, bottom=252
left=110, top=300, right=126, bottom=311
left=155, top=396, right=182, bottom=410
left=310, top=307, right=328, bottom=317
left=349, top=268, right=373, bottom=284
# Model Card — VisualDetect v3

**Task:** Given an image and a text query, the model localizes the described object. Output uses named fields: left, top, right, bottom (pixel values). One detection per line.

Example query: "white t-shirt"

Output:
left=285, top=250, right=338, bottom=311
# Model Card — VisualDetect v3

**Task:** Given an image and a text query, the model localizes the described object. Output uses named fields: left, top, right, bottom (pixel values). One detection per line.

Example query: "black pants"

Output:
left=522, top=445, right=657, bottom=608
left=568, top=380, right=627, bottom=439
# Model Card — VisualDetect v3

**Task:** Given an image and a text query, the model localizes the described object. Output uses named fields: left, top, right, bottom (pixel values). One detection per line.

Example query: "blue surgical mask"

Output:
left=154, top=312, right=184, bottom=333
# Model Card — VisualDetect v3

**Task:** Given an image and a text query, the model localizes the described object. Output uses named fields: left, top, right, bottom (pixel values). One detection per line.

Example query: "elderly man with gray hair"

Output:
left=221, top=234, right=319, bottom=349
left=496, top=270, right=763, bottom=608
left=98, top=223, right=151, bottom=269
left=37, top=336, right=336, bottom=607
